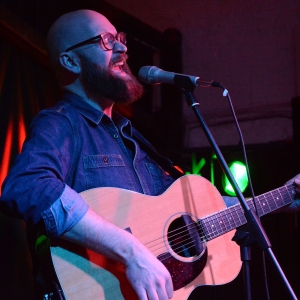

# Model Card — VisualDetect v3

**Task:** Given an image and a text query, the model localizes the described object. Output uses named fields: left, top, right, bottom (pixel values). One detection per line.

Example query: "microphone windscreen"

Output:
left=138, top=66, right=152, bottom=84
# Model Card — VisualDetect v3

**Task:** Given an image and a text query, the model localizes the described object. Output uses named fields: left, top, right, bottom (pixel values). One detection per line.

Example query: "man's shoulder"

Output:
left=38, top=99, right=80, bottom=121
left=30, top=100, right=81, bottom=134
left=39, top=92, right=84, bottom=115
left=49, top=100, right=75, bottom=116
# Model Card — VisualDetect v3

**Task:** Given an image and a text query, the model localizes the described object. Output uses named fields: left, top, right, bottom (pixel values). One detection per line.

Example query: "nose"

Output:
left=113, top=40, right=127, bottom=53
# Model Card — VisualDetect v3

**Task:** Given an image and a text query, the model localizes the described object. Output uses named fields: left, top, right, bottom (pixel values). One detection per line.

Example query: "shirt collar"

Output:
left=62, top=92, right=132, bottom=134
left=62, top=92, right=104, bottom=124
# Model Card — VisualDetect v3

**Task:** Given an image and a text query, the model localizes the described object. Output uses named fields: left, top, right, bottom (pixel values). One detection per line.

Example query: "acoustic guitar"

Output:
left=50, top=175, right=296, bottom=299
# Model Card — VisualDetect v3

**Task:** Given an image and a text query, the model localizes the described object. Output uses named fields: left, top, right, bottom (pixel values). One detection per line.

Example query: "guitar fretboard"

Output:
left=198, top=183, right=296, bottom=242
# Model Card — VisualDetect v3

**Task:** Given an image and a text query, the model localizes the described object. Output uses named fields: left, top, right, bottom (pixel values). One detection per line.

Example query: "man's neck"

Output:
left=64, top=87, right=114, bottom=118
left=85, top=97, right=114, bottom=118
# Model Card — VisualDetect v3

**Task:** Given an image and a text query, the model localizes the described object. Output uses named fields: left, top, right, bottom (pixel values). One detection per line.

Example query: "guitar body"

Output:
left=51, top=175, right=241, bottom=299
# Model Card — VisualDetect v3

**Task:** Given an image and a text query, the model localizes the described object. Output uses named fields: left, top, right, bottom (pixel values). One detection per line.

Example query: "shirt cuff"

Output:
left=41, top=184, right=89, bottom=238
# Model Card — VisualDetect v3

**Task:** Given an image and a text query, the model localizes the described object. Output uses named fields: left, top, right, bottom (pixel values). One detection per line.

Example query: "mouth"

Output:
left=111, top=60, right=130, bottom=78
left=111, top=60, right=125, bottom=72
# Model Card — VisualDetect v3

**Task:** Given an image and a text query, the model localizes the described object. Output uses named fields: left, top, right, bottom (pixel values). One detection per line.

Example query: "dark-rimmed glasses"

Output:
left=65, top=32, right=126, bottom=52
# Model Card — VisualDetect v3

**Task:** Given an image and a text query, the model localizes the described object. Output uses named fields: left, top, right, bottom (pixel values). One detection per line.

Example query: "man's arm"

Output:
left=62, top=207, right=174, bottom=300
left=283, top=174, right=300, bottom=212
left=0, top=109, right=173, bottom=299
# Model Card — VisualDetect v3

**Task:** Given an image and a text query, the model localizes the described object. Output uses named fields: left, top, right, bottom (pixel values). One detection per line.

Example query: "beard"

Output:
left=78, top=53, right=144, bottom=105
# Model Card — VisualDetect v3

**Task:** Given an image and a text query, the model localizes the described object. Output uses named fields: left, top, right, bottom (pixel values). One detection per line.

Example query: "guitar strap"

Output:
left=132, top=130, right=184, bottom=180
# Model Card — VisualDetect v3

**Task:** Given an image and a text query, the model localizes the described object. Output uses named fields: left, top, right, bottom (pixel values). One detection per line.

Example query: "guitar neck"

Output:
left=199, top=183, right=296, bottom=241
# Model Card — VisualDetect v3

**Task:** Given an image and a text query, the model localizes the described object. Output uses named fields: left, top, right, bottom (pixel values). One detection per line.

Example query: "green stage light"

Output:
left=222, top=161, right=248, bottom=196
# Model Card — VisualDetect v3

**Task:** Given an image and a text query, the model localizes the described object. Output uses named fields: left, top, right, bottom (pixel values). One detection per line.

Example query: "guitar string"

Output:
left=146, top=188, right=295, bottom=262
left=145, top=184, right=294, bottom=253
left=150, top=184, right=295, bottom=257
left=148, top=205, right=245, bottom=257
left=165, top=183, right=294, bottom=245
left=156, top=186, right=291, bottom=261
left=156, top=184, right=294, bottom=246
left=142, top=185, right=295, bottom=261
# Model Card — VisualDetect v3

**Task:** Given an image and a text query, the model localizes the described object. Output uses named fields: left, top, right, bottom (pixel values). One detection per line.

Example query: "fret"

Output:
left=246, top=199, right=255, bottom=211
left=223, top=209, right=238, bottom=231
left=272, top=188, right=286, bottom=208
left=218, top=210, right=229, bottom=232
left=230, top=205, right=245, bottom=227
left=222, top=210, right=235, bottom=231
left=279, top=186, right=295, bottom=206
left=225, top=207, right=237, bottom=228
left=247, top=198, right=263, bottom=216
left=197, top=219, right=207, bottom=242
left=266, top=193, right=278, bottom=211
left=198, top=183, right=295, bottom=242
left=256, top=194, right=270, bottom=216
left=278, top=189, right=289, bottom=206
left=246, top=184, right=295, bottom=217
left=260, top=193, right=272, bottom=214
left=201, top=206, right=246, bottom=241
left=209, top=214, right=222, bottom=238
left=202, top=215, right=219, bottom=240
left=202, top=215, right=216, bottom=240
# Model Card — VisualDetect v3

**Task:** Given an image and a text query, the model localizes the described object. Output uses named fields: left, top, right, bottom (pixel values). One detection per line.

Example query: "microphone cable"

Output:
left=217, top=82, right=271, bottom=300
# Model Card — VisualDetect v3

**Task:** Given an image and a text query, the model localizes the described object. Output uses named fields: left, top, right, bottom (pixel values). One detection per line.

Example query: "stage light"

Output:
left=222, top=161, right=248, bottom=196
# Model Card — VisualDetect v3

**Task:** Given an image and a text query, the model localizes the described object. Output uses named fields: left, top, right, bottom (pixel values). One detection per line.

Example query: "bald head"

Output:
left=46, top=10, right=115, bottom=69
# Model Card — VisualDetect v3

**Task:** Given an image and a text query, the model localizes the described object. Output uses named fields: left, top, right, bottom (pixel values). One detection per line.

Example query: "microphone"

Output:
left=138, top=66, right=219, bottom=88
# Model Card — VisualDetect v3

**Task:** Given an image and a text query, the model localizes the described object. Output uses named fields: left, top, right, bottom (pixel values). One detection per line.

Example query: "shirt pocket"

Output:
left=83, top=154, right=134, bottom=190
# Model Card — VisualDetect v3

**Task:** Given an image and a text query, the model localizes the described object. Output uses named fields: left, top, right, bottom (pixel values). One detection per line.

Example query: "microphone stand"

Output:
left=232, top=223, right=255, bottom=300
left=174, top=76, right=298, bottom=300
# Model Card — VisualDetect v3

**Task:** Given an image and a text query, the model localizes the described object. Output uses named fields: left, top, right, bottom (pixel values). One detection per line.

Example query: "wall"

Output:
left=107, top=0, right=300, bottom=147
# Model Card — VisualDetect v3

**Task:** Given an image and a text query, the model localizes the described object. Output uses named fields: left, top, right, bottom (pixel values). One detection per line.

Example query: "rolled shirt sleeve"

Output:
left=41, top=184, right=89, bottom=238
left=0, top=105, right=80, bottom=232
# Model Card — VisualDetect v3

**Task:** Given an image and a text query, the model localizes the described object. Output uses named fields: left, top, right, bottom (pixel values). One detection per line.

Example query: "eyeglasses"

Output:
left=65, top=32, right=126, bottom=52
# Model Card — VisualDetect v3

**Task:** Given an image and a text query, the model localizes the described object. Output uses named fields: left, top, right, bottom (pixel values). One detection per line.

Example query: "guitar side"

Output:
left=51, top=175, right=241, bottom=300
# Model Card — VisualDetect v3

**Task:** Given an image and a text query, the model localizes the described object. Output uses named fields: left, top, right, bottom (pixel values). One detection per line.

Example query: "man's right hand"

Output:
left=63, top=207, right=174, bottom=300
left=125, top=244, right=173, bottom=300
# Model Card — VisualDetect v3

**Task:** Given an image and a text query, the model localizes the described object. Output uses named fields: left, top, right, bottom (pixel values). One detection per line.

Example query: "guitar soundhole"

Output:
left=158, top=213, right=207, bottom=290
left=167, top=214, right=205, bottom=258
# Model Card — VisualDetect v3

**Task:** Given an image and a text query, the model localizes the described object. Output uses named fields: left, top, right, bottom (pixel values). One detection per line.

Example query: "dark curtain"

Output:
left=0, top=39, right=60, bottom=299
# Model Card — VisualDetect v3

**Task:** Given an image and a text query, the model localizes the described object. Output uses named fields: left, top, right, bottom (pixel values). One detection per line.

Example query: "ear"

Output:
left=59, top=52, right=81, bottom=74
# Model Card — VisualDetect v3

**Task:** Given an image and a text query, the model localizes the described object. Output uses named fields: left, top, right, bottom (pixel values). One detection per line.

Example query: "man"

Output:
left=0, top=9, right=174, bottom=300
left=1, top=8, right=300, bottom=300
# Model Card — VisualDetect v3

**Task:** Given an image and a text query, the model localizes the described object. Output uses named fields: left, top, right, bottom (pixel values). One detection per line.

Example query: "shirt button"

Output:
left=103, top=157, right=108, bottom=163
left=113, top=134, right=118, bottom=138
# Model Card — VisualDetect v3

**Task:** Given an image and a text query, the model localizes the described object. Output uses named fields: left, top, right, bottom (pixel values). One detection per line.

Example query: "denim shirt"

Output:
left=0, top=93, right=174, bottom=237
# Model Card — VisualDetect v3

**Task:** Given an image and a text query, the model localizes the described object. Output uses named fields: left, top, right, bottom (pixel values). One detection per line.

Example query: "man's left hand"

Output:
left=283, top=174, right=300, bottom=212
